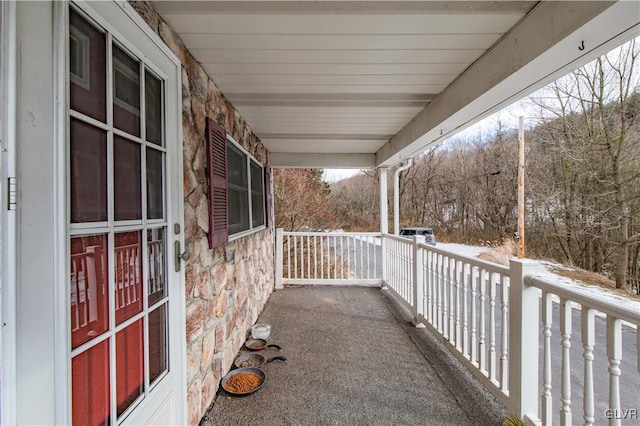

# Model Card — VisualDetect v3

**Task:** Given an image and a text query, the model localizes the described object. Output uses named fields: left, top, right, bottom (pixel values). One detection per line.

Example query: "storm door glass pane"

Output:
left=114, top=136, right=141, bottom=221
left=147, top=228, right=167, bottom=306
left=227, top=144, right=249, bottom=234
left=146, top=147, right=163, bottom=220
left=114, top=232, right=143, bottom=324
left=70, top=235, right=109, bottom=349
left=148, top=304, right=168, bottom=384
left=116, top=319, right=144, bottom=417
left=113, top=45, right=140, bottom=137
left=145, top=70, right=163, bottom=146
left=250, top=160, right=264, bottom=227
left=70, top=119, right=107, bottom=223
left=72, top=340, right=110, bottom=426
left=69, top=9, right=106, bottom=123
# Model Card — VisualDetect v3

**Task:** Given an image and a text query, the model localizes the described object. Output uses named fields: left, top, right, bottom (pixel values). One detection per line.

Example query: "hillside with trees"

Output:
left=274, top=40, right=640, bottom=292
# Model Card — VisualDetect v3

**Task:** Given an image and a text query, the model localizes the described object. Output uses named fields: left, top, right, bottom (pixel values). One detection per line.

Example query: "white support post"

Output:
left=379, top=167, right=388, bottom=235
left=275, top=228, right=284, bottom=289
left=509, top=259, right=539, bottom=423
left=379, top=168, right=388, bottom=287
left=393, top=159, right=412, bottom=235
left=412, top=236, right=425, bottom=328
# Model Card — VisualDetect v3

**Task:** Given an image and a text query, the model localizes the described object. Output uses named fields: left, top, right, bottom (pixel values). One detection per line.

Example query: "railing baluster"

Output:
left=428, top=250, right=434, bottom=324
left=489, top=271, right=497, bottom=382
left=437, top=253, right=443, bottom=333
left=366, top=236, right=370, bottom=280
left=373, top=236, right=378, bottom=279
left=313, top=235, right=317, bottom=279
left=560, top=297, right=572, bottom=426
left=442, top=255, right=449, bottom=338
left=448, top=257, right=455, bottom=340
left=320, top=236, right=324, bottom=280
left=294, top=236, right=298, bottom=279
left=331, top=235, right=338, bottom=279
left=542, top=290, right=553, bottom=426
left=500, top=274, right=508, bottom=392
left=606, top=317, right=622, bottom=426
left=471, top=266, right=478, bottom=366
left=307, top=235, right=311, bottom=279
left=582, top=308, right=595, bottom=426
left=455, top=260, right=462, bottom=350
left=479, top=268, right=487, bottom=374
left=462, top=263, right=469, bottom=358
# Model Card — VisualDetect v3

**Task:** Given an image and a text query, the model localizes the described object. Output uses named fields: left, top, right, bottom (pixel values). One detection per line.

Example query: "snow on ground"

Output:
left=436, top=242, right=486, bottom=258
left=436, top=242, right=640, bottom=327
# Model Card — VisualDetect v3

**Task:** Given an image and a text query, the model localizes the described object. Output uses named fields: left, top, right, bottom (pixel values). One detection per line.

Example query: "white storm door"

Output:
left=65, top=2, right=184, bottom=425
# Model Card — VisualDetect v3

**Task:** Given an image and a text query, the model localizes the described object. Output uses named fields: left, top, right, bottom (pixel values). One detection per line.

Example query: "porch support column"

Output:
left=509, top=259, right=540, bottom=423
left=379, top=168, right=388, bottom=287
left=379, top=167, right=388, bottom=234
left=393, top=159, right=412, bottom=235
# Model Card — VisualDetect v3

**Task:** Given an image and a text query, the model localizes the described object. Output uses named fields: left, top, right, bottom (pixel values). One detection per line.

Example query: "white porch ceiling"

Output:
left=153, top=1, right=640, bottom=169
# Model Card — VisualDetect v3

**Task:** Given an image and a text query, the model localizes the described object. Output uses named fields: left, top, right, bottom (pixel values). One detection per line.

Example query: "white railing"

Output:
left=275, top=230, right=381, bottom=286
left=383, top=234, right=512, bottom=407
left=274, top=229, right=640, bottom=424
left=524, top=275, right=640, bottom=426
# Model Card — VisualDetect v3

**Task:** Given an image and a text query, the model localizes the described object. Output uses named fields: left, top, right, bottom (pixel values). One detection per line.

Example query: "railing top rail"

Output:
left=525, top=275, right=640, bottom=325
left=283, top=231, right=382, bottom=237
left=382, top=233, right=510, bottom=275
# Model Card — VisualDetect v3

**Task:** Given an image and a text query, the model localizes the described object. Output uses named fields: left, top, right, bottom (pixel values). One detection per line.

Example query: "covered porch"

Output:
left=202, top=285, right=508, bottom=425
left=1, top=1, right=638, bottom=425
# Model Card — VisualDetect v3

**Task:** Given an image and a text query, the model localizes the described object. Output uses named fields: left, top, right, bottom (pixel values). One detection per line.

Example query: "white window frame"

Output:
left=226, top=134, right=265, bottom=241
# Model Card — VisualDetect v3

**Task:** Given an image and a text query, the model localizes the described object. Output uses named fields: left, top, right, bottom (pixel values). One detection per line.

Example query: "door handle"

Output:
left=174, top=240, right=190, bottom=272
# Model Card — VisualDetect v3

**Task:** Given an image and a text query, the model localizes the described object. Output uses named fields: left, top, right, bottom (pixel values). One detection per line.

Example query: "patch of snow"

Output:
left=437, top=242, right=486, bottom=258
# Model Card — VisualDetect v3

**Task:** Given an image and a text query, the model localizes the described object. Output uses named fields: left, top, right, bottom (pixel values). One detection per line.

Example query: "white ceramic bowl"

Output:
left=251, top=323, right=271, bottom=339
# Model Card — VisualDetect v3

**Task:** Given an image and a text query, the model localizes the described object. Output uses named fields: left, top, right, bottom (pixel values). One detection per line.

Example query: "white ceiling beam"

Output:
left=153, top=1, right=535, bottom=15
left=376, top=1, right=640, bottom=167
left=189, top=48, right=486, bottom=65
left=180, top=33, right=500, bottom=50
left=270, top=153, right=375, bottom=169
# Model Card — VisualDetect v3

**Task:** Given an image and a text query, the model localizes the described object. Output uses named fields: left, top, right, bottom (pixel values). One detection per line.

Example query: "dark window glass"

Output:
left=114, top=136, right=141, bottom=221
left=113, top=45, right=140, bottom=137
left=227, top=144, right=249, bottom=234
left=250, top=160, right=265, bottom=227
left=146, top=147, right=163, bottom=220
left=148, top=304, right=168, bottom=384
left=70, top=119, right=107, bottom=223
left=69, top=9, right=106, bottom=123
left=145, top=70, right=163, bottom=146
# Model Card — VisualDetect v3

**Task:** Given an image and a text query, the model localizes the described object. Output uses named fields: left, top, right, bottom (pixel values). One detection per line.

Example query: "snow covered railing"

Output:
left=275, top=230, right=381, bottom=287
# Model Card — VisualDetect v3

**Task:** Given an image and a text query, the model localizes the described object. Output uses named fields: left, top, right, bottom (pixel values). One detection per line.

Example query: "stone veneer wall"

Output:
left=129, top=2, right=276, bottom=424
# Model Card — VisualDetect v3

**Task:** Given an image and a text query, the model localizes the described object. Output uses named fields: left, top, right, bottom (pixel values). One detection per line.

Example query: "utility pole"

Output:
left=517, top=116, right=525, bottom=259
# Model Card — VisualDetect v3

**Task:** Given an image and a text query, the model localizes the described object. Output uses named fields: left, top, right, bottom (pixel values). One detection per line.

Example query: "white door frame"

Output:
left=2, top=1, right=186, bottom=424
left=1, top=1, right=18, bottom=425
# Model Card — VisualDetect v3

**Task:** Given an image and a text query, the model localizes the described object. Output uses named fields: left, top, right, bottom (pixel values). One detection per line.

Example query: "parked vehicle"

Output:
left=399, top=227, right=436, bottom=246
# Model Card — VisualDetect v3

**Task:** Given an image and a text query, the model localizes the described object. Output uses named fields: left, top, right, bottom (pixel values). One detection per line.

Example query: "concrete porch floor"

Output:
left=201, top=286, right=508, bottom=425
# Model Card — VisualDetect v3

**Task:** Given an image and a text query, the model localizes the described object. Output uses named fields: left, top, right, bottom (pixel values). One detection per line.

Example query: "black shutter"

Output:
left=265, top=166, right=273, bottom=227
left=206, top=118, right=228, bottom=248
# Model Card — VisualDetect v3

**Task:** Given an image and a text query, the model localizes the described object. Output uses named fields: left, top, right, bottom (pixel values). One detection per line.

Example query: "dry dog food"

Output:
left=225, top=372, right=262, bottom=393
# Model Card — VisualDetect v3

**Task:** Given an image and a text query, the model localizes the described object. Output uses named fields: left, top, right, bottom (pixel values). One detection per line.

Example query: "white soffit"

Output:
left=152, top=1, right=638, bottom=169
